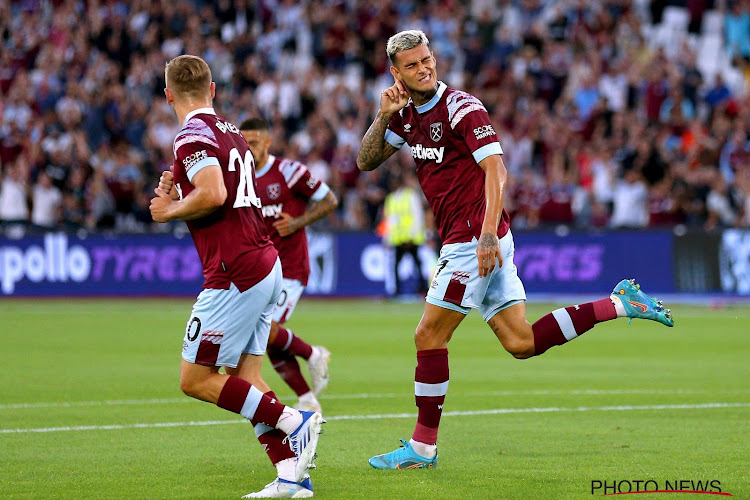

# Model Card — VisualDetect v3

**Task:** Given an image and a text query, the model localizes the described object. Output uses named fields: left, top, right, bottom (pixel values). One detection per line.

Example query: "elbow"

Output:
left=208, top=186, right=227, bottom=209
left=330, top=192, right=340, bottom=209
left=356, top=157, right=375, bottom=172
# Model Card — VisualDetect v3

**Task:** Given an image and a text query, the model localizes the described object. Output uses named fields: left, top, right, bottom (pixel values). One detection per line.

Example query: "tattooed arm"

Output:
left=476, top=154, right=508, bottom=278
left=357, top=78, right=409, bottom=171
left=357, top=113, right=400, bottom=171
left=273, top=191, right=339, bottom=237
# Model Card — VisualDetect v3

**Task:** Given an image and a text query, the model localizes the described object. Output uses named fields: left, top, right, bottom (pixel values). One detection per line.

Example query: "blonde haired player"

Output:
left=358, top=30, right=673, bottom=470
left=152, top=55, right=322, bottom=498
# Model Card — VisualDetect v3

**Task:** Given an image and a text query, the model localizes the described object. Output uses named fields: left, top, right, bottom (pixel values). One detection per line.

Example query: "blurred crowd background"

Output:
left=2, top=0, right=750, bottom=236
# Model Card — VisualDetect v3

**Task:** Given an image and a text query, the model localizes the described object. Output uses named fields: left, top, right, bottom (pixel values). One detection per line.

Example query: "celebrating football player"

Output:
left=357, top=30, right=674, bottom=471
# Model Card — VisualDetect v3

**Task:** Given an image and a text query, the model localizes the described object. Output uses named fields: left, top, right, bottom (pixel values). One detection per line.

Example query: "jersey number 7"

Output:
left=228, top=147, right=262, bottom=209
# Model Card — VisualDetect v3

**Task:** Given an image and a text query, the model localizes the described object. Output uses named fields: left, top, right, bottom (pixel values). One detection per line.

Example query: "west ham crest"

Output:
left=267, top=183, right=281, bottom=200
left=430, top=122, right=443, bottom=142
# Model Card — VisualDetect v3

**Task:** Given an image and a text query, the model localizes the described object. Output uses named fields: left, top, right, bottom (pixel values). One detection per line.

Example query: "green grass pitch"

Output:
left=1, top=299, right=749, bottom=499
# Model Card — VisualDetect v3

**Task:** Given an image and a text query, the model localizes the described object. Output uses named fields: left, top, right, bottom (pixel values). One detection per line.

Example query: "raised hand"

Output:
left=379, top=78, right=409, bottom=115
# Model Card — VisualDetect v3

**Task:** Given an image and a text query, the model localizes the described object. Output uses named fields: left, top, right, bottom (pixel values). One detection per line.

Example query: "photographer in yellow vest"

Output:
left=383, top=171, right=429, bottom=297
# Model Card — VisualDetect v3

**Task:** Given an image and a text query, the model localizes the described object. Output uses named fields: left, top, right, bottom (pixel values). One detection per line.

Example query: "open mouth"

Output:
left=418, top=73, right=432, bottom=83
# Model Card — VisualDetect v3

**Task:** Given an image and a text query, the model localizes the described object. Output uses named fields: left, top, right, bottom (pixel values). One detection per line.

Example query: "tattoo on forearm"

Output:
left=357, top=113, right=392, bottom=170
left=298, top=194, right=337, bottom=228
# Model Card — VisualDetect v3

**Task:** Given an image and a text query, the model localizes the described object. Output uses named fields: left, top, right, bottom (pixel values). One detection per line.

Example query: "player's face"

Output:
left=242, top=130, right=271, bottom=165
left=392, top=45, right=437, bottom=94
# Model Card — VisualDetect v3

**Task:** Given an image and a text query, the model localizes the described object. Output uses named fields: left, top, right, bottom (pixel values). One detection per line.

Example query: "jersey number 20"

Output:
left=228, top=147, right=262, bottom=209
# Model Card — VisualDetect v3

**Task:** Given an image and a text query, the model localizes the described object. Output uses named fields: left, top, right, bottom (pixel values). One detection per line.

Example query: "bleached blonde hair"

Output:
left=386, top=30, right=430, bottom=63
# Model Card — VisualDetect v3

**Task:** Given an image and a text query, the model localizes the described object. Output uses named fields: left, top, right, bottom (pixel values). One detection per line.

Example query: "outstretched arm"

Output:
left=357, top=78, right=409, bottom=171
left=476, top=154, right=508, bottom=277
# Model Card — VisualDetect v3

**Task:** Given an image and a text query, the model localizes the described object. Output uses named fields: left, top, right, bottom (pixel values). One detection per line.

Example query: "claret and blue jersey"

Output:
left=384, top=81, right=510, bottom=244
left=171, top=107, right=277, bottom=291
left=254, top=154, right=330, bottom=286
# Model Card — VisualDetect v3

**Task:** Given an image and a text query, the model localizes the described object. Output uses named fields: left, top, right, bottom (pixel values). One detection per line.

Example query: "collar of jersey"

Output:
left=183, top=107, right=216, bottom=126
left=255, top=154, right=275, bottom=178
left=413, top=81, right=447, bottom=114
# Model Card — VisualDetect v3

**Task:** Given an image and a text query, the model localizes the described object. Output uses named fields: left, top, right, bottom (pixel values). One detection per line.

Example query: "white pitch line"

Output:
left=1, top=402, right=748, bottom=435
left=322, top=388, right=750, bottom=400
left=0, top=398, right=191, bottom=410
left=3, top=388, right=749, bottom=410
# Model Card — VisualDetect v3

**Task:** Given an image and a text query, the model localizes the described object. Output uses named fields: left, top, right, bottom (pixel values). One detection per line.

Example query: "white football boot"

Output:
left=307, top=346, right=330, bottom=396
left=286, top=411, right=325, bottom=482
left=294, top=392, right=322, bottom=413
left=242, top=476, right=313, bottom=498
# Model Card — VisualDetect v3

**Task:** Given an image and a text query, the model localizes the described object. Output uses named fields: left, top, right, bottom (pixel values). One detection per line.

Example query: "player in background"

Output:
left=357, top=30, right=674, bottom=470
left=240, top=118, right=338, bottom=413
left=150, top=55, right=322, bottom=498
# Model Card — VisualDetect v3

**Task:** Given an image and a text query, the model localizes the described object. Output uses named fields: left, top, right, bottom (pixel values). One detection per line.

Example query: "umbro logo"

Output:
left=270, top=399, right=276, bottom=404
left=404, top=124, right=412, bottom=133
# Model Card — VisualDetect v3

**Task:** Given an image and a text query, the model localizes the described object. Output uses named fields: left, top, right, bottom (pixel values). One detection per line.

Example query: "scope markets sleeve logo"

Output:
left=591, top=479, right=730, bottom=496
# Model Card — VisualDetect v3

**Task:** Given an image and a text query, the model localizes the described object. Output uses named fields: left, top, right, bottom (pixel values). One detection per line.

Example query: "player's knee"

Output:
left=414, top=322, right=448, bottom=350
left=179, top=377, right=202, bottom=399
left=503, top=338, right=535, bottom=359
left=268, top=321, right=279, bottom=344
left=414, top=324, right=429, bottom=348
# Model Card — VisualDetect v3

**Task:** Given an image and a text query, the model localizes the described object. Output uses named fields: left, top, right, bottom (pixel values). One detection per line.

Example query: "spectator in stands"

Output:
left=31, top=171, right=62, bottom=228
left=610, top=168, right=649, bottom=228
left=705, top=174, right=741, bottom=229
left=719, top=129, right=750, bottom=182
left=0, top=162, right=29, bottom=225
left=0, top=0, right=748, bottom=236
left=648, top=177, right=685, bottom=226
left=659, top=86, right=696, bottom=125
left=736, top=168, right=750, bottom=225
left=725, top=0, right=750, bottom=62
left=705, top=74, right=732, bottom=108
left=85, top=171, right=116, bottom=230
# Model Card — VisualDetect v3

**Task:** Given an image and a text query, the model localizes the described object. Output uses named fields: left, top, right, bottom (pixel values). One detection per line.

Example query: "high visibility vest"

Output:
left=384, top=187, right=425, bottom=246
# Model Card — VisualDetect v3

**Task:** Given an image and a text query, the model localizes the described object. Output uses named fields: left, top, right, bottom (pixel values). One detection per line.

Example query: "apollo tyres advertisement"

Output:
left=0, top=230, right=679, bottom=297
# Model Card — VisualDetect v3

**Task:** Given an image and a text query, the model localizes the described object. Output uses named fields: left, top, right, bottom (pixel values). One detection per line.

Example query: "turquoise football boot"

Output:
left=612, top=279, right=674, bottom=327
left=368, top=439, right=437, bottom=470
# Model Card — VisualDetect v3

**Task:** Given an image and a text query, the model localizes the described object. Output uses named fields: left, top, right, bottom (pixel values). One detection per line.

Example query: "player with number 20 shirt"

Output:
left=150, top=55, right=322, bottom=498
left=172, top=110, right=276, bottom=290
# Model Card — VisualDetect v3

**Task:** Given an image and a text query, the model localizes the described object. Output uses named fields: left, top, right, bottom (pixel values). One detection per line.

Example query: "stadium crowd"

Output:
left=1, top=0, right=750, bottom=235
